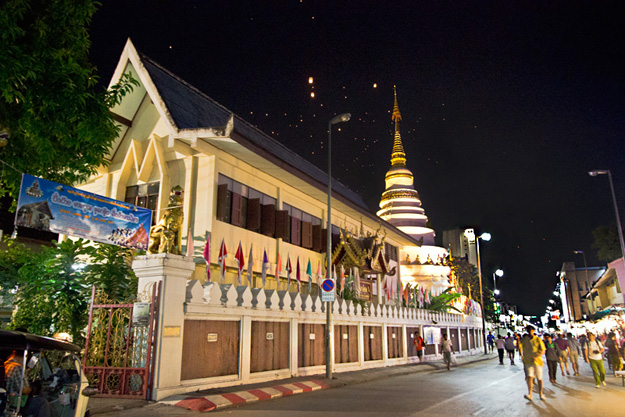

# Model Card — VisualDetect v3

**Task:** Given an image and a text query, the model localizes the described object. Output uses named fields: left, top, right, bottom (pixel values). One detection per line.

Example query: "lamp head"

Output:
left=494, top=289, right=500, bottom=295
left=330, top=113, right=351, bottom=125
left=479, top=232, right=491, bottom=241
left=495, top=269, right=504, bottom=277
left=573, top=250, right=583, bottom=254
left=588, top=170, right=608, bottom=176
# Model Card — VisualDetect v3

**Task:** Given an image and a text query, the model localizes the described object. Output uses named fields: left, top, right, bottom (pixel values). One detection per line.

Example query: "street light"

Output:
left=476, top=231, right=491, bottom=354
left=326, top=112, right=350, bottom=380
left=573, top=250, right=590, bottom=293
left=589, top=170, right=625, bottom=262
left=493, top=269, right=503, bottom=296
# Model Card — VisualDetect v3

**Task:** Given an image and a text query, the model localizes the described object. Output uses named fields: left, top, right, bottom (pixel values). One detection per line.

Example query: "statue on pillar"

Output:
left=148, top=185, right=184, bottom=254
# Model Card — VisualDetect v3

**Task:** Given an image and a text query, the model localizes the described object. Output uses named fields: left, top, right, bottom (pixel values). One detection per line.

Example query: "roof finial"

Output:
left=392, top=85, right=402, bottom=122
left=390, top=86, right=406, bottom=167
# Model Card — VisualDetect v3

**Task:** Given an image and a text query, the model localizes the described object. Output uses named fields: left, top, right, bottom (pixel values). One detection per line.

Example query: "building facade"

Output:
left=558, top=261, right=605, bottom=322
left=442, top=228, right=478, bottom=267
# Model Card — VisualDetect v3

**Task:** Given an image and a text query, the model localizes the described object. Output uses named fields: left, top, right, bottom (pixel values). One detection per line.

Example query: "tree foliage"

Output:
left=592, top=225, right=622, bottom=262
left=426, top=287, right=462, bottom=313
left=0, top=238, right=137, bottom=344
left=0, top=0, right=136, bottom=201
left=449, top=256, right=497, bottom=322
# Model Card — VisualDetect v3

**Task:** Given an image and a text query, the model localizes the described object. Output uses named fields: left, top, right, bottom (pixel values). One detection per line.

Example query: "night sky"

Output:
left=88, top=1, right=625, bottom=315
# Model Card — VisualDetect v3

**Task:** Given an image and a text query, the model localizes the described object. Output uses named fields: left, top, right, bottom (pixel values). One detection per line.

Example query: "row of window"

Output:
left=125, top=182, right=160, bottom=225
left=216, top=174, right=343, bottom=252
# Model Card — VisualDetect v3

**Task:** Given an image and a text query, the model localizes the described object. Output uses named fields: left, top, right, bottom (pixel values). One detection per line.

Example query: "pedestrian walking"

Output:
left=554, top=333, right=571, bottom=376
left=578, top=333, right=589, bottom=363
left=495, top=334, right=506, bottom=365
left=585, top=332, right=606, bottom=388
left=413, top=330, right=425, bottom=363
left=544, top=334, right=561, bottom=383
left=440, top=333, right=453, bottom=371
left=487, top=331, right=495, bottom=353
left=505, top=332, right=517, bottom=365
left=521, top=325, right=546, bottom=401
left=567, top=332, right=581, bottom=376
left=606, top=332, right=623, bottom=375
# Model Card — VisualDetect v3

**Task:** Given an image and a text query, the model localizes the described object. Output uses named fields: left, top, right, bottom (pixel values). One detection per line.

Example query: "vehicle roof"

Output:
left=0, top=330, right=81, bottom=352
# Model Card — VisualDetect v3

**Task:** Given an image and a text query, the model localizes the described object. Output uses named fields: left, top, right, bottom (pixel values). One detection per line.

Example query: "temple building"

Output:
left=377, top=88, right=451, bottom=294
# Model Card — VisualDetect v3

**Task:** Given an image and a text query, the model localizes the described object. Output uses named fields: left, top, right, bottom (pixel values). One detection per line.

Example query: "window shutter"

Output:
left=231, top=193, right=242, bottom=227
left=302, top=221, right=313, bottom=249
left=290, top=216, right=301, bottom=246
left=246, top=198, right=261, bottom=232
left=216, top=184, right=230, bottom=222
left=261, top=204, right=275, bottom=237
left=312, top=225, right=322, bottom=252
left=275, top=210, right=289, bottom=241
left=320, top=228, right=327, bottom=253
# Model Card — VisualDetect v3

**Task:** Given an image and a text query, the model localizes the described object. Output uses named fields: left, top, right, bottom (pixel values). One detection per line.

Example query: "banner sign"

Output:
left=359, top=280, right=372, bottom=302
left=15, top=174, right=152, bottom=250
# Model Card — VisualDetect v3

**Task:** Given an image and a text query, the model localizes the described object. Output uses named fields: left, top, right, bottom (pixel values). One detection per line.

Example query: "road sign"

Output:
left=321, top=279, right=335, bottom=302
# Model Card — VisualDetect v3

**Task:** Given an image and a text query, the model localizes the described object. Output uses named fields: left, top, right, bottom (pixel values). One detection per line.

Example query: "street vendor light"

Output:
left=326, top=112, right=351, bottom=380
left=476, top=232, right=491, bottom=354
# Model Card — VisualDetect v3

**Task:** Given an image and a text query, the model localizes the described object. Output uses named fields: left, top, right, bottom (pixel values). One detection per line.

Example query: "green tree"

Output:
left=592, top=225, right=622, bottom=262
left=0, top=238, right=137, bottom=344
left=426, top=287, right=462, bottom=313
left=449, top=256, right=497, bottom=322
left=0, top=0, right=136, bottom=201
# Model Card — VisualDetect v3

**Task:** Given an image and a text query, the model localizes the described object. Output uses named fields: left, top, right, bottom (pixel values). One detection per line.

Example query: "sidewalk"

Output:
left=89, top=351, right=499, bottom=415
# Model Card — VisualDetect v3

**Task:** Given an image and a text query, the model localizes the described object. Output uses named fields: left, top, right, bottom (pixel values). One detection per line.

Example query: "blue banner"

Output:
left=15, top=174, right=152, bottom=250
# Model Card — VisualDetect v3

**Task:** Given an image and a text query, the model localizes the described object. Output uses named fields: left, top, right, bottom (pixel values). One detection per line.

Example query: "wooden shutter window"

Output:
left=312, top=225, right=322, bottom=252
left=246, top=198, right=261, bottom=232
left=216, top=184, right=230, bottom=222
left=231, top=193, right=242, bottom=227
left=290, top=216, right=301, bottom=246
left=261, top=204, right=275, bottom=237
left=301, top=221, right=313, bottom=249
left=275, top=210, right=289, bottom=241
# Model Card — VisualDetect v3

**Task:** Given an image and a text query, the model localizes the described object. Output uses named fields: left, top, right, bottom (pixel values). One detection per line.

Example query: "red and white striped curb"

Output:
left=161, top=379, right=330, bottom=412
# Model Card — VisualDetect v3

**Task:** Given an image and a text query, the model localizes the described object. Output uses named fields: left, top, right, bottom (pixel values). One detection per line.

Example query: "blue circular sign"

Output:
left=321, top=279, right=335, bottom=292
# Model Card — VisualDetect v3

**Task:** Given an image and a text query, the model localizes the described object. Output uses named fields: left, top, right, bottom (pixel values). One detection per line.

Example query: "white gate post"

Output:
left=132, top=253, right=196, bottom=401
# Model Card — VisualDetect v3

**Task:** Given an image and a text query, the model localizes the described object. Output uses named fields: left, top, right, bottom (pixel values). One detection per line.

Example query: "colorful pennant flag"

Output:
left=286, top=256, right=292, bottom=288
left=185, top=227, right=194, bottom=257
left=261, top=250, right=270, bottom=287
left=247, top=244, right=254, bottom=285
left=275, top=253, right=282, bottom=284
left=340, top=265, right=345, bottom=294
left=235, top=241, right=245, bottom=284
left=424, top=288, right=431, bottom=304
left=353, top=267, right=360, bottom=297
left=218, top=238, right=227, bottom=283
left=296, top=257, right=301, bottom=292
left=307, top=259, right=312, bottom=293
left=202, top=236, right=210, bottom=282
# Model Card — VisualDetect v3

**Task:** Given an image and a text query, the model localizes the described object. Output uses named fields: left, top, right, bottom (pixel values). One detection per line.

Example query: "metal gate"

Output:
left=83, top=282, right=160, bottom=399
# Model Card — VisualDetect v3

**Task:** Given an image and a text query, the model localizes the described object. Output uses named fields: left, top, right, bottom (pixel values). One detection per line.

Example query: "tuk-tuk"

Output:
left=1, top=330, right=93, bottom=417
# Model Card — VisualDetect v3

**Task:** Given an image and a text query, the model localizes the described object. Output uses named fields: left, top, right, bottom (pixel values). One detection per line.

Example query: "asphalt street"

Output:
left=97, top=356, right=625, bottom=417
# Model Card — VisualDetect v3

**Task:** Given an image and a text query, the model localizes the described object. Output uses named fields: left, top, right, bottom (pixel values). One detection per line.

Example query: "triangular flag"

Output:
left=275, top=253, right=282, bottom=283
left=296, top=257, right=301, bottom=292
left=247, top=244, right=254, bottom=285
left=316, top=261, right=322, bottom=286
left=202, top=236, right=211, bottom=282
left=286, top=256, right=292, bottom=288
left=218, top=239, right=227, bottom=283
left=261, top=250, right=270, bottom=287
left=235, top=241, right=245, bottom=284
left=307, top=259, right=312, bottom=292
left=340, top=265, right=345, bottom=294
left=353, top=267, right=360, bottom=298
left=186, top=227, right=194, bottom=257
left=424, top=288, right=431, bottom=304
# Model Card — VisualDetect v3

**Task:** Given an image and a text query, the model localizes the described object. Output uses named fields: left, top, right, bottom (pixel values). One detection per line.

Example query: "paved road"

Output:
left=98, top=357, right=625, bottom=416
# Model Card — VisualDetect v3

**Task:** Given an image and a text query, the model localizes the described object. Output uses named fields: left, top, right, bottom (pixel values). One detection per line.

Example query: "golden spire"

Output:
left=390, top=85, right=406, bottom=167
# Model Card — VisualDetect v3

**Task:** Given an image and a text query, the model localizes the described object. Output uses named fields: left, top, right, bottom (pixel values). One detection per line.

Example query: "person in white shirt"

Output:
left=440, top=334, right=453, bottom=371
left=495, top=335, right=506, bottom=365
left=585, top=332, right=606, bottom=388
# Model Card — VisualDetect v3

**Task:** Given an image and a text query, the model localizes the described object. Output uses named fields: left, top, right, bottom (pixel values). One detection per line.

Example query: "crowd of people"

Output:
left=487, top=325, right=625, bottom=401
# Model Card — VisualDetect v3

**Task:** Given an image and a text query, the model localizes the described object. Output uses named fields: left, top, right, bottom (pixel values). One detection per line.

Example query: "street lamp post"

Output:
left=326, top=113, right=350, bottom=380
left=573, top=250, right=590, bottom=293
left=493, top=269, right=503, bottom=297
left=589, top=170, right=625, bottom=262
left=476, top=232, right=491, bottom=354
